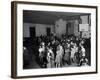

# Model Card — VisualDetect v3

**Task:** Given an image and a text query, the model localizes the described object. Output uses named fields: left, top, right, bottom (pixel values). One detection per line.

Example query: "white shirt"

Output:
left=81, top=47, right=85, bottom=57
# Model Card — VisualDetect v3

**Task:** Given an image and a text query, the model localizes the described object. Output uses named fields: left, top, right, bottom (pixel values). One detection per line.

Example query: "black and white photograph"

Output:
left=23, top=10, right=91, bottom=69
left=11, top=1, right=97, bottom=78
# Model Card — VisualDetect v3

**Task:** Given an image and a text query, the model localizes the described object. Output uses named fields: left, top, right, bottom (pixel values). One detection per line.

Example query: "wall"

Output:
left=36, top=24, right=54, bottom=36
left=80, top=15, right=90, bottom=38
left=23, top=16, right=89, bottom=38
left=0, top=0, right=99, bottom=80
left=23, top=23, right=54, bottom=37
left=74, top=20, right=80, bottom=36
left=80, top=15, right=88, bottom=24
left=55, top=18, right=66, bottom=37
left=66, top=15, right=90, bottom=38
left=23, top=23, right=35, bottom=37
left=67, top=19, right=79, bottom=36
left=67, top=20, right=75, bottom=35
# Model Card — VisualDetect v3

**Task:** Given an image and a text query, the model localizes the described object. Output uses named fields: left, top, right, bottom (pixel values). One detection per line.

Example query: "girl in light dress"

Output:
left=55, top=44, right=64, bottom=67
left=39, top=46, right=43, bottom=62
left=46, top=47, right=54, bottom=68
left=38, top=42, right=45, bottom=63
left=63, top=43, right=70, bottom=64
left=73, top=43, right=79, bottom=64
left=70, top=45, right=76, bottom=63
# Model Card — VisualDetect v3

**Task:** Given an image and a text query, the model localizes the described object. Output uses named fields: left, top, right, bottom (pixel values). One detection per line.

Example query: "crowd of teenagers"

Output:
left=38, top=34, right=89, bottom=68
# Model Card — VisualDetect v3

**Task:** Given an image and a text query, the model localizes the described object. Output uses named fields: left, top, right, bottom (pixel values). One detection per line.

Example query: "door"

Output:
left=66, top=24, right=68, bottom=36
left=46, top=28, right=51, bottom=36
left=30, top=27, right=36, bottom=38
left=67, top=22, right=71, bottom=35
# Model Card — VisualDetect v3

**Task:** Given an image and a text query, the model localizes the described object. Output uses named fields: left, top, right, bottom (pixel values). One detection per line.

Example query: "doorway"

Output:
left=66, top=24, right=68, bottom=36
left=46, top=28, right=51, bottom=36
left=30, top=27, right=36, bottom=38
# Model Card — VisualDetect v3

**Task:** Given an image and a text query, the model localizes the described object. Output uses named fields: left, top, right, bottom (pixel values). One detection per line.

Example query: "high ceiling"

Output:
left=23, top=10, right=90, bottom=24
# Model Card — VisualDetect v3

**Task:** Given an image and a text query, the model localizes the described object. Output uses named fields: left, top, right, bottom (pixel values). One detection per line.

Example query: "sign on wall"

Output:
left=79, top=24, right=89, bottom=31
